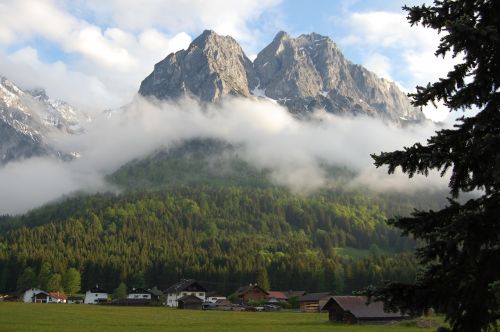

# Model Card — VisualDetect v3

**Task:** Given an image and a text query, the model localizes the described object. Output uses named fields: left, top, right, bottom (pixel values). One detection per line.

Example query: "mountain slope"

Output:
left=0, top=76, right=87, bottom=163
left=139, top=30, right=424, bottom=123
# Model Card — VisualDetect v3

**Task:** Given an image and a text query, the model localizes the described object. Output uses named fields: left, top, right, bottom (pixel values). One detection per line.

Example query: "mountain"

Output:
left=139, top=30, right=257, bottom=102
left=139, top=30, right=424, bottom=123
left=0, top=76, right=87, bottom=163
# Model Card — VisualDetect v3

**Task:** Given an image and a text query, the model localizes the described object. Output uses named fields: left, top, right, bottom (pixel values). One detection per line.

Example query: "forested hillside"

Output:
left=0, top=139, right=448, bottom=295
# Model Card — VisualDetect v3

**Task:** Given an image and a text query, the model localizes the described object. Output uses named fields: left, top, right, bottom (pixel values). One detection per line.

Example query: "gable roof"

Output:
left=148, top=288, right=164, bottom=297
left=234, top=284, right=269, bottom=296
left=128, top=288, right=154, bottom=295
left=88, top=285, right=107, bottom=293
left=266, top=291, right=288, bottom=300
left=323, top=296, right=406, bottom=319
left=178, top=294, right=203, bottom=304
left=33, top=290, right=49, bottom=297
left=285, top=290, right=306, bottom=298
left=49, top=292, right=67, bottom=301
left=299, top=292, right=332, bottom=302
left=164, top=279, right=208, bottom=294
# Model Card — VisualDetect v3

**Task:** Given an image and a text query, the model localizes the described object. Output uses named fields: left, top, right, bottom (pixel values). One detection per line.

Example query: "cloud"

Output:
left=0, top=0, right=283, bottom=111
left=81, top=0, right=282, bottom=51
left=0, top=96, right=448, bottom=215
left=363, top=53, right=392, bottom=80
left=336, top=10, right=463, bottom=122
left=0, top=47, right=120, bottom=111
left=0, top=0, right=193, bottom=111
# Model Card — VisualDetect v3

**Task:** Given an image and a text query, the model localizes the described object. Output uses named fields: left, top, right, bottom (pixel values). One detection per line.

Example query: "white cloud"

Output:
left=0, top=96, right=448, bottom=214
left=82, top=0, right=282, bottom=50
left=363, top=53, right=392, bottom=80
left=339, top=10, right=459, bottom=122
left=0, top=47, right=119, bottom=111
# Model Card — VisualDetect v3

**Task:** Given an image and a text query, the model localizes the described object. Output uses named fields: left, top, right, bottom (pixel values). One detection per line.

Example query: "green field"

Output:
left=0, top=302, right=439, bottom=331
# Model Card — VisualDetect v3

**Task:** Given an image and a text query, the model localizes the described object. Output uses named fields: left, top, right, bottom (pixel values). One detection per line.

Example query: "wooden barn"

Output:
left=322, top=296, right=408, bottom=324
left=299, top=292, right=332, bottom=312
left=177, top=294, right=203, bottom=310
left=233, top=284, right=269, bottom=303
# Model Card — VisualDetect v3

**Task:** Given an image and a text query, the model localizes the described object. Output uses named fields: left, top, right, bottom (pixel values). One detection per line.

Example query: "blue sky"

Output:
left=0, top=0, right=453, bottom=119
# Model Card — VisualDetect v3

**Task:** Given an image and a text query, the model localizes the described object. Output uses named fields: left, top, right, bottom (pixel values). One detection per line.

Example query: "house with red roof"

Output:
left=266, top=291, right=288, bottom=304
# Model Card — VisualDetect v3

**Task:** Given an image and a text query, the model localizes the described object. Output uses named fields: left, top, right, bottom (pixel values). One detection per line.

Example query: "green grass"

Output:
left=0, top=302, right=438, bottom=332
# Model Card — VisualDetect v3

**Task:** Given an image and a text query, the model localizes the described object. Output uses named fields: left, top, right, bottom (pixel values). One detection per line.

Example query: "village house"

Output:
left=233, top=284, right=269, bottom=303
left=299, top=292, right=332, bottom=312
left=321, top=296, right=409, bottom=324
left=164, top=279, right=207, bottom=308
left=23, top=288, right=45, bottom=303
left=49, top=292, right=67, bottom=303
left=127, top=288, right=153, bottom=300
left=266, top=291, right=288, bottom=304
left=84, top=286, right=108, bottom=304
left=205, top=291, right=227, bottom=303
left=22, top=288, right=61, bottom=303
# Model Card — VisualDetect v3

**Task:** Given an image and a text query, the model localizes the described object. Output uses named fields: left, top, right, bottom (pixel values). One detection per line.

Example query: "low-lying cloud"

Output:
left=0, top=96, right=449, bottom=215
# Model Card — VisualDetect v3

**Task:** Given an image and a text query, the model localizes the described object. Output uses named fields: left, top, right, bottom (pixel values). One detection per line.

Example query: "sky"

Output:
left=0, top=0, right=455, bottom=120
left=0, top=0, right=460, bottom=215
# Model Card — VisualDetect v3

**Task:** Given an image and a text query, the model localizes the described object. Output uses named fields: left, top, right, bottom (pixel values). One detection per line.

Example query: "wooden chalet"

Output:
left=33, top=290, right=51, bottom=303
left=177, top=294, right=203, bottom=310
left=233, top=284, right=269, bottom=302
left=299, top=292, right=332, bottom=312
left=266, top=291, right=288, bottom=304
left=322, top=296, right=409, bottom=324
left=164, top=279, right=207, bottom=307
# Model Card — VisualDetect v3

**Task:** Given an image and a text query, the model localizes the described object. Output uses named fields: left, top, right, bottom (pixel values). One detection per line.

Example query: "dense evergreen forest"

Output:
left=0, top=139, right=447, bottom=295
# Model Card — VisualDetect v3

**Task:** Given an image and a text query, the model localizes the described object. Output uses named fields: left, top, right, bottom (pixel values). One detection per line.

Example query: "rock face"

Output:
left=139, top=30, right=257, bottom=102
left=140, top=30, right=424, bottom=123
left=0, top=76, right=86, bottom=163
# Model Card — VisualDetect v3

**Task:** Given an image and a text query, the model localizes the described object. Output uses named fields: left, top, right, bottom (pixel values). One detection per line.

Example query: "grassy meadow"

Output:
left=0, top=302, right=441, bottom=332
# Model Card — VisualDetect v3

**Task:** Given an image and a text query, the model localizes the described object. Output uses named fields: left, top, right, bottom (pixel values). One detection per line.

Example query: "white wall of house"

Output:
left=84, top=291, right=108, bottom=304
left=207, top=296, right=226, bottom=303
left=166, top=291, right=206, bottom=307
left=127, top=293, right=151, bottom=300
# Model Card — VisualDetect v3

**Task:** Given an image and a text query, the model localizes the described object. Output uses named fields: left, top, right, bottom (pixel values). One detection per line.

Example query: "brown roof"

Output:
left=285, top=290, right=306, bottom=298
left=234, top=284, right=269, bottom=297
left=266, top=291, right=288, bottom=301
left=164, top=279, right=207, bottom=294
left=323, top=296, right=406, bottom=319
left=178, top=294, right=203, bottom=304
left=49, top=292, right=67, bottom=301
left=299, top=292, right=332, bottom=302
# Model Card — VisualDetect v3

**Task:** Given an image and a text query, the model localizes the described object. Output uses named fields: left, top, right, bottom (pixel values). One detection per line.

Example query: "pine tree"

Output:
left=368, top=1, right=500, bottom=331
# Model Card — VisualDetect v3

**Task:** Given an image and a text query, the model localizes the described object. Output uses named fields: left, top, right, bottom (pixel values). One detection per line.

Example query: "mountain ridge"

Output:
left=0, top=76, right=87, bottom=163
left=140, top=30, right=424, bottom=123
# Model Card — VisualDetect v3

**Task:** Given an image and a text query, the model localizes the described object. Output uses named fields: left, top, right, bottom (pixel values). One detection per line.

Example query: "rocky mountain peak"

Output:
left=139, top=30, right=425, bottom=123
left=139, top=30, right=256, bottom=102
left=0, top=76, right=86, bottom=163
